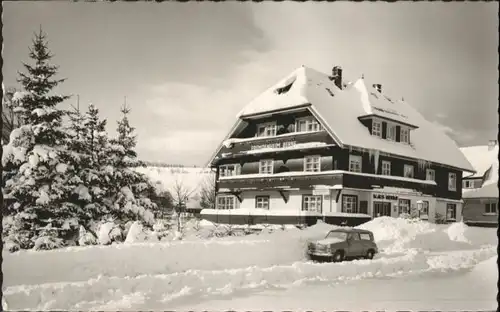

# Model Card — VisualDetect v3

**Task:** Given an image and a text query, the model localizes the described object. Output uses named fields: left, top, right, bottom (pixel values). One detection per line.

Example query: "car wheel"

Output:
left=366, top=249, right=375, bottom=260
left=332, top=251, right=344, bottom=263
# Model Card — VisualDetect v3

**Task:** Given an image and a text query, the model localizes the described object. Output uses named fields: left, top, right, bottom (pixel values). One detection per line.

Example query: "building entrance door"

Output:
left=373, top=201, right=391, bottom=217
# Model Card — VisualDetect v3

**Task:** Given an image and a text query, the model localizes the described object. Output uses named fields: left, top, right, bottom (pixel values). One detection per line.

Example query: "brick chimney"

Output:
left=330, top=66, right=343, bottom=90
left=488, top=139, right=498, bottom=151
left=373, top=84, right=382, bottom=93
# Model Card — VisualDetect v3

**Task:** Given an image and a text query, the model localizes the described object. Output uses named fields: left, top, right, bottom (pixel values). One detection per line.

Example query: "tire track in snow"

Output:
left=4, top=246, right=496, bottom=311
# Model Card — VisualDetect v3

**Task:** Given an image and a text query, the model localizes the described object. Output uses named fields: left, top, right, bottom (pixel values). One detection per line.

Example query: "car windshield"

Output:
left=325, top=231, right=347, bottom=240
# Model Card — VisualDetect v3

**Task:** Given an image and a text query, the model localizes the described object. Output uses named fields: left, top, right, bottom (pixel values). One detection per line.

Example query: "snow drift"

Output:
left=3, top=217, right=497, bottom=310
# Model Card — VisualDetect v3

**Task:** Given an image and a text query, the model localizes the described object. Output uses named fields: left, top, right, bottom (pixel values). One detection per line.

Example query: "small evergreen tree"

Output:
left=103, top=104, right=159, bottom=226
left=2, top=28, right=81, bottom=250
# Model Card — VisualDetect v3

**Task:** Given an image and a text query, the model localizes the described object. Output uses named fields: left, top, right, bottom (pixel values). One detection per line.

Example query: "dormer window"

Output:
left=400, top=127, right=410, bottom=144
left=372, top=119, right=382, bottom=138
left=257, top=122, right=277, bottom=137
left=387, top=123, right=397, bottom=141
left=295, top=117, right=322, bottom=133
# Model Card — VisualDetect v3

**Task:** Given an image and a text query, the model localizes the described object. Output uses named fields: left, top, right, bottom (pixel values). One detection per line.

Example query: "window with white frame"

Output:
left=256, top=122, right=277, bottom=137
left=398, top=199, right=411, bottom=214
left=255, top=196, right=270, bottom=210
left=349, top=154, right=362, bottom=173
left=342, top=195, right=358, bottom=213
left=304, top=155, right=321, bottom=172
left=426, top=168, right=435, bottom=181
left=448, top=173, right=457, bottom=191
left=462, top=180, right=474, bottom=189
left=219, top=164, right=241, bottom=177
left=387, top=124, right=397, bottom=141
left=381, top=160, right=391, bottom=175
left=446, top=203, right=456, bottom=220
left=372, top=120, right=382, bottom=138
left=217, top=195, right=236, bottom=210
left=404, top=164, right=414, bottom=178
left=295, top=117, right=322, bottom=133
left=400, top=127, right=410, bottom=144
left=485, top=202, right=497, bottom=214
left=302, top=195, right=322, bottom=212
left=259, top=159, right=274, bottom=174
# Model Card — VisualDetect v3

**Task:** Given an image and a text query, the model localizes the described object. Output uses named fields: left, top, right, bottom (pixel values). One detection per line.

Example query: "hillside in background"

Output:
left=136, top=165, right=215, bottom=209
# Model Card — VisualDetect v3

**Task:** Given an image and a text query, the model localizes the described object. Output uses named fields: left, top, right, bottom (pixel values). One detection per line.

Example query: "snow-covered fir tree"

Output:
left=2, top=28, right=82, bottom=250
left=66, top=103, right=112, bottom=226
left=103, top=104, right=159, bottom=226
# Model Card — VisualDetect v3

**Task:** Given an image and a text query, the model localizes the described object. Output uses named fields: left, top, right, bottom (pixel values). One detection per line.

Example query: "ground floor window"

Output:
left=342, top=195, right=358, bottom=213
left=398, top=199, right=411, bottom=214
left=446, top=203, right=457, bottom=220
left=373, top=201, right=391, bottom=217
left=421, top=200, right=429, bottom=215
left=302, top=195, right=322, bottom=212
left=485, top=202, right=497, bottom=214
left=217, top=195, right=236, bottom=210
left=255, top=196, right=270, bottom=210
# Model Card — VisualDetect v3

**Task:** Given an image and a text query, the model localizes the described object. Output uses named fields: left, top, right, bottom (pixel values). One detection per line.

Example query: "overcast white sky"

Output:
left=3, top=2, right=498, bottom=166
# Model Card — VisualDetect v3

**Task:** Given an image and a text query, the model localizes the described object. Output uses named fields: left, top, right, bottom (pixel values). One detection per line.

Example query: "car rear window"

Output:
left=360, top=233, right=372, bottom=241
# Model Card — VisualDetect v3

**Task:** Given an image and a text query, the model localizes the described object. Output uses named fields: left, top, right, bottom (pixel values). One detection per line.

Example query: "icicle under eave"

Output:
left=417, top=159, right=430, bottom=172
left=373, top=150, right=380, bottom=174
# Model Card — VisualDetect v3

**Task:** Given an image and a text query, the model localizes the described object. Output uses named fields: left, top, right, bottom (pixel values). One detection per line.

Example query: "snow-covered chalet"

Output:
left=203, top=65, right=475, bottom=226
left=460, top=140, right=499, bottom=227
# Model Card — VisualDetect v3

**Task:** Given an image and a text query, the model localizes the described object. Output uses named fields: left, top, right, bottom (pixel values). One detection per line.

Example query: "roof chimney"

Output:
left=373, top=84, right=382, bottom=93
left=488, top=139, right=498, bottom=151
left=330, top=66, right=343, bottom=90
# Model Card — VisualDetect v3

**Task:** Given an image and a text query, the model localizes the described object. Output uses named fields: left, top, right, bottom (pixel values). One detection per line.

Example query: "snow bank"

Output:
left=357, top=217, right=497, bottom=254
left=468, top=255, right=498, bottom=284
left=125, top=222, right=147, bottom=244
left=4, top=246, right=496, bottom=310
left=3, top=216, right=497, bottom=310
left=446, top=221, right=469, bottom=243
left=97, top=222, right=122, bottom=245
left=357, top=217, right=435, bottom=253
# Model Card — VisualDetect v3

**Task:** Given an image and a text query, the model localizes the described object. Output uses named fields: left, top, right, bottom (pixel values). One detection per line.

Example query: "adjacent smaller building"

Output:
left=460, top=140, right=499, bottom=227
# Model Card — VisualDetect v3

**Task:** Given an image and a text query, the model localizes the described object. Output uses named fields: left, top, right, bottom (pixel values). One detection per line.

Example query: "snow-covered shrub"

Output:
left=435, top=212, right=447, bottom=224
left=78, top=226, right=98, bottom=246
left=152, top=219, right=170, bottom=240
left=33, top=235, right=64, bottom=251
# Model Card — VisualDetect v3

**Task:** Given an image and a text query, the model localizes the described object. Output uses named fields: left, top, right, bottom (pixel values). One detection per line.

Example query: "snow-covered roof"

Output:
left=212, top=66, right=474, bottom=172
left=463, top=183, right=498, bottom=199
left=460, top=144, right=499, bottom=178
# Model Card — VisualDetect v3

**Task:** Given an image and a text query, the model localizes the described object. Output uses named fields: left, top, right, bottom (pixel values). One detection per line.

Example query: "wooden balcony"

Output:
left=215, top=130, right=336, bottom=163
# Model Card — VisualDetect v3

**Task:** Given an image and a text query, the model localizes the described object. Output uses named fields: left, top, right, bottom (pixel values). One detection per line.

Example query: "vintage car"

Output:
left=307, top=228, right=379, bottom=262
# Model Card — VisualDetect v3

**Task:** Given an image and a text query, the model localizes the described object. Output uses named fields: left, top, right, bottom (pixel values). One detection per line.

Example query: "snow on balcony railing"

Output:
left=219, top=169, right=437, bottom=186
left=222, top=130, right=326, bottom=147
left=243, top=142, right=333, bottom=155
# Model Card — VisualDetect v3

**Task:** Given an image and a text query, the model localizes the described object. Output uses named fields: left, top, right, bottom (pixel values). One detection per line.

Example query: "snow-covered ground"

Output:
left=3, top=217, right=497, bottom=311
